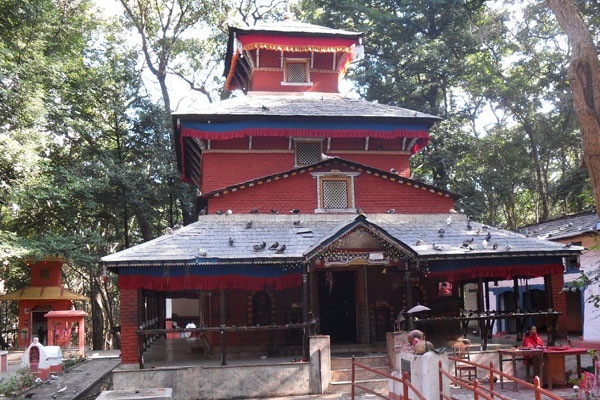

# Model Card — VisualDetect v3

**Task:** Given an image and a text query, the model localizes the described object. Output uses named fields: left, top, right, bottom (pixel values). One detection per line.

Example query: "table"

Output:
left=497, top=348, right=544, bottom=391
left=543, top=347, right=588, bottom=389
left=414, top=311, right=561, bottom=350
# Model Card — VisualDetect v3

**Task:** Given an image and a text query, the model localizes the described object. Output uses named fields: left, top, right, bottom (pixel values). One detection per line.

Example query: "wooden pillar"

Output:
left=302, top=272, right=309, bottom=360
left=477, top=278, right=484, bottom=312
left=220, top=288, right=226, bottom=366
left=513, top=278, right=522, bottom=341
left=405, top=262, right=413, bottom=331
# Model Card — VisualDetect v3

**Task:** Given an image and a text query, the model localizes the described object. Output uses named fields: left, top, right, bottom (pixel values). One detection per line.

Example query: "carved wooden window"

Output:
left=321, top=177, right=351, bottom=209
left=295, top=141, right=321, bottom=166
left=285, top=60, right=309, bottom=83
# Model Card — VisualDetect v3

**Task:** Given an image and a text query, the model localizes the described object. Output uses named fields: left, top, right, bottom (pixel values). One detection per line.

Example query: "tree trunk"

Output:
left=91, top=276, right=105, bottom=350
left=547, top=0, right=600, bottom=217
left=522, top=122, right=550, bottom=220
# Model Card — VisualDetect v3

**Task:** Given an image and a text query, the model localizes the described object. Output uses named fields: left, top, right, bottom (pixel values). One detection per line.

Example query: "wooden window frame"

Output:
left=311, top=171, right=360, bottom=213
left=282, top=59, right=313, bottom=86
left=294, top=139, right=322, bottom=166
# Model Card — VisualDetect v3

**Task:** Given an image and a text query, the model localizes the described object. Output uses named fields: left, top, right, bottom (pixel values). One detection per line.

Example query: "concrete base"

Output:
left=391, top=351, right=450, bottom=400
left=113, top=362, right=310, bottom=400
left=96, top=388, right=172, bottom=400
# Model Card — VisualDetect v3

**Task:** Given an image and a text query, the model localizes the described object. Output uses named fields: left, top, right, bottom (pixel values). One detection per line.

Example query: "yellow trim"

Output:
left=0, top=286, right=89, bottom=301
left=243, top=43, right=352, bottom=53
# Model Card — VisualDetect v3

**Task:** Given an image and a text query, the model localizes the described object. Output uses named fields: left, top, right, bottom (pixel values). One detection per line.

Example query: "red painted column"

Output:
left=78, top=317, right=85, bottom=357
left=120, top=289, right=140, bottom=367
left=549, top=273, right=568, bottom=339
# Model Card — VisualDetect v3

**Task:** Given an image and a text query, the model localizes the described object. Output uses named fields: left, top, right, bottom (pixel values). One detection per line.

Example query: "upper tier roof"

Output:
left=225, top=20, right=362, bottom=80
left=174, top=93, right=440, bottom=123
left=229, top=19, right=362, bottom=38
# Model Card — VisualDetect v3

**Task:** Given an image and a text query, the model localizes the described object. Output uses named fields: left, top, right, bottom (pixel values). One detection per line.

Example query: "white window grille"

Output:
left=295, top=141, right=321, bottom=166
left=322, top=179, right=349, bottom=209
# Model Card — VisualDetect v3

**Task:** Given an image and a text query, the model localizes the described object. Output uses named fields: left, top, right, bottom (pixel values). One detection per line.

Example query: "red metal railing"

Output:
left=351, top=355, right=426, bottom=400
left=441, top=357, right=563, bottom=400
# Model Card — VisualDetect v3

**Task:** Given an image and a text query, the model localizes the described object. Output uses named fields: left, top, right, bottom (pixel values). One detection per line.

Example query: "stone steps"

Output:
left=327, top=352, right=392, bottom=396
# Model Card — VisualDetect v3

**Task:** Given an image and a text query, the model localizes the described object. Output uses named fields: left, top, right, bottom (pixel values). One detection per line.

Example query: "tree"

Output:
left=546, top=0, right=600, bottom=217
left=119, top=0, right=233, bottom=225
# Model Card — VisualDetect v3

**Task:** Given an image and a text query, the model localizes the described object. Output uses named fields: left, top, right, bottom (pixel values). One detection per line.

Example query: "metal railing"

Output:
left=441, top=357, right=563, bottom=400
left=351, top=355, right=426, bottom=400
left=136, top=323, right=313, bottom=369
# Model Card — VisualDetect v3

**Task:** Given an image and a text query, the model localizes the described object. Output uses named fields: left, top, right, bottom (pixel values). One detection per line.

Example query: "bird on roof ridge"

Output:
left=438, top=228, right=445, bottom=238
left=250, top=208, right=259, bottom=214
left=271, top=208, right=278, bottom=214
left=228, top=237, right=235, bottom=246
left=446, top=216, right=452, bottom=225
left=275, top=244, right=287, bottom=253
left=387, top=208, right=396, bottom=214
left=492, top=243, right=498, bottom=250
left=198, top=248, right=208, bottom=257
left=225, top=209, right=232, bottom=215
left=390, top=168, right=399, bottom=175
left=216, top=210, right=223, bottom=215
left=432, top=243, right=442, bottom=251
left=165, top=227, right=174, bottom=235
left=269, top=242, right=279, bottom=250
left=505, top=244, right=512, bottom=251
left=293, top=220, right=303, bottom=226
left=467, top=221, right=472, bottom=231
left=485, top=231, right=491, bottom=241
left=449, top=209, right=457, bottom=214
left=253, top=242, right=266, bottom=251
left=416, top=239, right=424, bottom=246
left=245, top=221, right=253, bottom=229
left=290, top=208, right=300, bottom=214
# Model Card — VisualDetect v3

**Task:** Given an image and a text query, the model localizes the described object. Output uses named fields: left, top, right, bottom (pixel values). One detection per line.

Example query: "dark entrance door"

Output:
left=318, top=270, right=356, bottom=343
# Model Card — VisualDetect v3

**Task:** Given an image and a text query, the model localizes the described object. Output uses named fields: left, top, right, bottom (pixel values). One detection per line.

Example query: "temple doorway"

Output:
left=318, top=270, right=357, bottom=344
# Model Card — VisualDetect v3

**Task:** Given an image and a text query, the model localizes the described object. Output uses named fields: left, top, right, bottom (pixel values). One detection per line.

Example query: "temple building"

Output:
left=101, top=17, right=581, bottom=380
left=0, top=259, right=88, bottom=349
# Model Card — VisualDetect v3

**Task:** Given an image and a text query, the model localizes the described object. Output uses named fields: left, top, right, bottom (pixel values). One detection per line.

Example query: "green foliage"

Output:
left=299, top=0, right=594, bottom=226
left=0, top=367, right=34, bottom=396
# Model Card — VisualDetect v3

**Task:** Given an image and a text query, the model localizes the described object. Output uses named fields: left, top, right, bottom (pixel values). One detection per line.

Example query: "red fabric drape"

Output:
left=118, top=274, right=302, bottom=291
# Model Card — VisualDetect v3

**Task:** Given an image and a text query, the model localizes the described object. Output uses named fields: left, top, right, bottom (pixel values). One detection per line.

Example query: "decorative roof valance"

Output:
left=180, top=120, right=430, bottom=147
left=238, top=34, right=357, bottom=53
left=427, top=256, right=565, bottom=282
left=118, top=265, right=302, bottom=291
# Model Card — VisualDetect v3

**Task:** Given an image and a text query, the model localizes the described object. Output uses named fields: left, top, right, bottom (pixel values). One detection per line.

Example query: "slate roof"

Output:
left=229, top=20, right=361, bottom=38
left=520, top=210, right=599, bottom=240
left=201, top=157, right=459, bottom=200
left=101, top=214, right=580, bottom=268
left=173, top=93, right=440, bottom=123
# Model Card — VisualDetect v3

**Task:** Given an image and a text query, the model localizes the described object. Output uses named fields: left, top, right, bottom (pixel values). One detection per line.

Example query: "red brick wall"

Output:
left=207, top=164, right=454, bottom=214
left=548, top=273, right=568, bottom=338
left=201, top=152, right=295, bottom=193
left=119, top=289, right=140, bottom=365
left=201, top=151, right=417, bottom=195
left=326, top=153, right=410, bottom=177
left=250, top=70, right=339, bottom=92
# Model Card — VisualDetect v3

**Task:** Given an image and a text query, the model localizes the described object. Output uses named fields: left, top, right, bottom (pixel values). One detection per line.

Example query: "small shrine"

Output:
left=0, top=259, right=89, bottom=350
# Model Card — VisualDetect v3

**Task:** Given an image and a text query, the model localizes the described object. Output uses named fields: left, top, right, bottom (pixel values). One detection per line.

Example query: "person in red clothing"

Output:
left=522, top=325, right=544, bottom=378
left=523, top=325, right=544, bottom=349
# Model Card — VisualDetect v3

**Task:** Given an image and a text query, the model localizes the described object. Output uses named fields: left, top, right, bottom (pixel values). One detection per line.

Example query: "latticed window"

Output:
left=295, top=141, right=321, bottom=166
left=321, top=178, right=350, bottom=209
left=285, top=61, right=308, bottom=83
